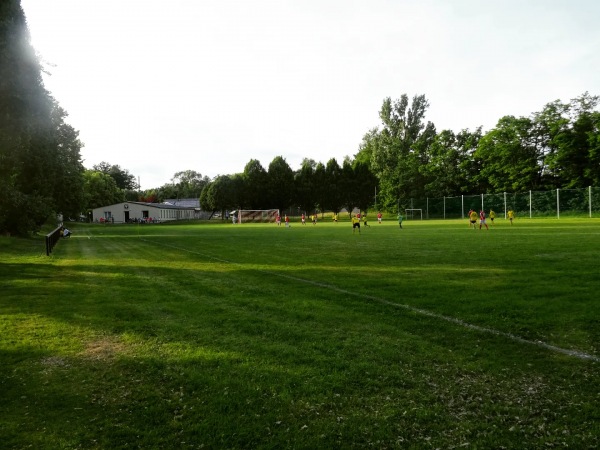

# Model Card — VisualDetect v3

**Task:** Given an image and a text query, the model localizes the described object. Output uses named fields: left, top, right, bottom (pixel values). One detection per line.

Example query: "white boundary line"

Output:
left=143, top=239, right=599, bottom=363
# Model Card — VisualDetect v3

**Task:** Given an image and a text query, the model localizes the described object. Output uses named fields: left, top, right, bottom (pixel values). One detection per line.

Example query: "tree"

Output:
left=267, top=156, right=294, bottom=212
left=199, top=183, right=210, bottom=212
left=355, top=128, right=379, bottom=166
left=422, top=129, right=458, bottom=196
left=50, top=103, right=85, bottom=219
left=313, top=162, right=327, bottom=215
left=322, top=158, right=343, bottom=214
left=456, top=128, right=483, bottom=194
left=422, top=128, right=481, bottom=196
left=293, top=158, right=316, bottom=215
left=543, top=93, right=600, bottom=188
left=169, top=170, right=210, bottom=198
left=242, top=159, right=268, bottom=209
left=82, top=170, right=124, bottom=211
left=200, top=175, right=238, bottom=216
left=352, top=159, right=378, bottom=213
left=339, top=158, right=357, bottom=216
left=0, top=0, right=82, bottom=234
left=587, top=111, right=600, bottom=186
left=154, top=184, right=178, bottom=202
left=370, top=94, right=433, bottom=210
left=530, top=99, right=571, bottom=188
left=93, top=162, right=137, bottom=191
left=475, top=116, right=545, bottom=192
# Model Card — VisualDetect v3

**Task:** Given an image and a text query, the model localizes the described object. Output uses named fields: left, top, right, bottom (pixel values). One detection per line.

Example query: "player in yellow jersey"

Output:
left=489, top=209, right=496, bottom=225
left=469, top=209, right=478, bottom=229
left=352, top=215, right=361, bottom=233
left=508, top=209, right=515, bottom=225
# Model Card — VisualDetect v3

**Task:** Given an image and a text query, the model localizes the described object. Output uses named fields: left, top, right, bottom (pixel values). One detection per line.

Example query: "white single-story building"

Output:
left=91, top=201, right=199, bottom=224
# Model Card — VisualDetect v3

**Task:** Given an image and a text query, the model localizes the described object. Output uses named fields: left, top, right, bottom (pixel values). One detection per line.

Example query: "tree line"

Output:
left=194, top=92, right=599, bottom=216
left=198, top=156, right=377, bottom=217
left=2, top=0, right=598, bottom=234
left=359, top=92, right=600, bottom=211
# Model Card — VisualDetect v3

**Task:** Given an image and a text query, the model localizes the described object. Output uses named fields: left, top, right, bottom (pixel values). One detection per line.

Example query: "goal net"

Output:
left=405, top=208, right=423, bottom=220
left=236, top=209, right=280, bottom=223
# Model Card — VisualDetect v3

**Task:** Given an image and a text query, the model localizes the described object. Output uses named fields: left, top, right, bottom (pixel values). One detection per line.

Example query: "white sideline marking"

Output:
left=144, top=239, right=600, bottom=363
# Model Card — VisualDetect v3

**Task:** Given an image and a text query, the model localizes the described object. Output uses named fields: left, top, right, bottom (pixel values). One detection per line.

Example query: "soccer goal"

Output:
left=236, top=209, right=280, bottom=223
left=405, top=208, right=423, bottom=220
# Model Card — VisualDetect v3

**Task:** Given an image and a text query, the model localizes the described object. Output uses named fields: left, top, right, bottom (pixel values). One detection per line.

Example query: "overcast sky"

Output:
left=21, top=0, right=600, bottom=190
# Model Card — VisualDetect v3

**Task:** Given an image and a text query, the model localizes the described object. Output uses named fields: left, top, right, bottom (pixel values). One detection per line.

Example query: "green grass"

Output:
left=1, top=218, right=599, bottom=449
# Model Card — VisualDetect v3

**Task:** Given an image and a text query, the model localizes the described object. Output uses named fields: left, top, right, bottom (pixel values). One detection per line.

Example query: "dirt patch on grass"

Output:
left=80, top=337, right=127, bottom=361
left=40, top=356, right=70, bottom=368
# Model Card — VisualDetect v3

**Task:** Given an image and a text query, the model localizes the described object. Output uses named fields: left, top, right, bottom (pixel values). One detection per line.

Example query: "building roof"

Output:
left=163, top=198, right=200, bottom=208
left=126, top=201, right=194, bottom=210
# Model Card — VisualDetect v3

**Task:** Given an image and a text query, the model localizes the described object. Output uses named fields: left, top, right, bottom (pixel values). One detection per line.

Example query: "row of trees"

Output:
left=199, top=157, right=377, bottom=217
left=191, top=92, right=600, bottom=216
left=139, top=170, right=210, bottom=203
left=84, top=166, right=212, bottom=209
left=359, top=92, right=600, bottom=211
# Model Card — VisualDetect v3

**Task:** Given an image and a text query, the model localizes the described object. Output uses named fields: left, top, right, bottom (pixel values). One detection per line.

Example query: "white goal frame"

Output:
left=405, top=208, right=423, bottom=220
left=236, top=209, right=280, bottom=223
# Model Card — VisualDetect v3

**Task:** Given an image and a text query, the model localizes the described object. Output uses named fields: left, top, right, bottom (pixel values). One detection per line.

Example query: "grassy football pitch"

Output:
left=1, top=218, right=599, bottom=448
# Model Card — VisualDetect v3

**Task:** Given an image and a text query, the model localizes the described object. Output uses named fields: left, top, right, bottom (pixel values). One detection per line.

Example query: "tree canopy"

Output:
left=93, top=162, right=138, bottom=191
left=0, top=0, right=84, bottom=234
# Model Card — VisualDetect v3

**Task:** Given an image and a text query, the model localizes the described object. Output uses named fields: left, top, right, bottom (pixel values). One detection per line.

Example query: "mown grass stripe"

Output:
left=143, top=238, right=599, bottom=363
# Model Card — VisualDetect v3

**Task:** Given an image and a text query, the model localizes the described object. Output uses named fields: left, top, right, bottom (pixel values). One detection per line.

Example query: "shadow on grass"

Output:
left=2, top=255, right=600, bottom=448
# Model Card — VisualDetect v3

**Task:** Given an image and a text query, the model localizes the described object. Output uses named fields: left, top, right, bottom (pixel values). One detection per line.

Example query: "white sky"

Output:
left=21, top=0, right=600, bottom=190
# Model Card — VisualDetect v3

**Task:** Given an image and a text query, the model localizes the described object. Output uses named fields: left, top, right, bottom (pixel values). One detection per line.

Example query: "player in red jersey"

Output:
left=479, top=210, right=489, bottom=230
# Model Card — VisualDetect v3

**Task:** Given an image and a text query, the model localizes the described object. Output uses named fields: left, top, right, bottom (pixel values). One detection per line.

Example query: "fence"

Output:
left=404, top=187, right=600, bottom=220
left=45, top=225, right=63, bottom=256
